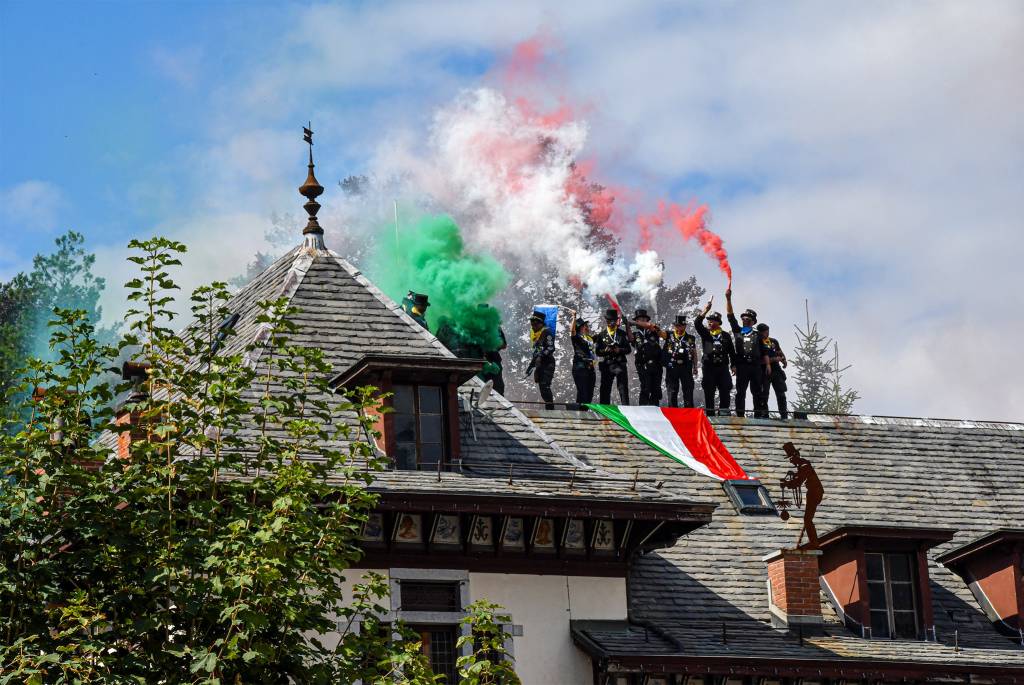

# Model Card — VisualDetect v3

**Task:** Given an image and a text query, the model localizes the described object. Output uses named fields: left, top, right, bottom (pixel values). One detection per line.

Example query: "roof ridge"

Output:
left=805, top=414, right=1024, bottom=430
left=241, top=245, right=315, bottom=371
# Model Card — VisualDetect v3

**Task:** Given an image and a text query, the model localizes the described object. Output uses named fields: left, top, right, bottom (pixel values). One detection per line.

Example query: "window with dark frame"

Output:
left=722, top=480, right=776, bottom=515
left=392, top=384, right=447, bottom=470
left=866, top=551, right=920, bottom=639
left=409, top=624, right=459, bottom=682
left=399, top=581, right=461, bottom=613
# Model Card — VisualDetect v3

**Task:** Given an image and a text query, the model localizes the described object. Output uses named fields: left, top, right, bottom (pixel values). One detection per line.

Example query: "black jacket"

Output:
left=694, top=315, right=736, bottom=366
left=571, top=332, right=597, bottom=369
left=530, top=327, right=556, bottom=368
left=663, top=331, right=697, bottom=369
left=632, top=327, right=663, bottom=367
left=594, top=325, right=631, bottom=367
left=727, top=313, right=770, bottom=366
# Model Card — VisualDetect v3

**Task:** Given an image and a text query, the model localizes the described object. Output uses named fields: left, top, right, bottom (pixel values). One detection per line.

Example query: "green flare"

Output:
left=367, top=214, right=509, bottom=352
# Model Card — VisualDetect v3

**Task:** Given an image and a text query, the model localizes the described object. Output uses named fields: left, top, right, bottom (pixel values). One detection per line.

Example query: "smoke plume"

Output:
left=365, top=213, right=508, bottom=351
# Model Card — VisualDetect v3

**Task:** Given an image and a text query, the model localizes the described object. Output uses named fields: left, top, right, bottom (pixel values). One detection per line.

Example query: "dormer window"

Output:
left=937, top=528, right=1024, bottom=638
left=866, top=552, right=920, bottom=639
left=816, top=525, right=955, bottom=641
left=393, top=384, right=447, bottom=470
left=328, top=354, right=484, bottom=472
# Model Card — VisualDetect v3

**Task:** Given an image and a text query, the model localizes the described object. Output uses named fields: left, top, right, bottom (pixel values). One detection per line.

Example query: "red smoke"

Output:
left=495, top=35, right=734, bottom=286
left=636, top=202, right=732, bottom=285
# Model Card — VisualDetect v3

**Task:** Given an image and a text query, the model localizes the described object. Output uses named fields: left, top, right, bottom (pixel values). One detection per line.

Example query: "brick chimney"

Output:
left=115, top=361, right=151, bottom=460
left=763, top=548, right=824, bottom=629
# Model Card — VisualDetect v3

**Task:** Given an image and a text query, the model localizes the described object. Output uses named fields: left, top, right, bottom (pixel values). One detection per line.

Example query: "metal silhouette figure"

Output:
left=778, top=442, right=824, bottom=549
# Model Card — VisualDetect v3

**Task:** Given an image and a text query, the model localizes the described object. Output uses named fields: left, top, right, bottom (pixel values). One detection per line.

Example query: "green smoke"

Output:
left=367, top=213, right=509, bottom=352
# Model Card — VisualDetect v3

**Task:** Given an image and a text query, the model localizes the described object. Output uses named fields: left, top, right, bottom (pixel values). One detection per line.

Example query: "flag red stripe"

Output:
left=659, top=407, right=749, bottom=480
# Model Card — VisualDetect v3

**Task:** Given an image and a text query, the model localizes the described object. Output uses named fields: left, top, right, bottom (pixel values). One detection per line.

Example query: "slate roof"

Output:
left=529, top=409, right=1024, bottom=670
left=120, top=242, right=699, bottom=509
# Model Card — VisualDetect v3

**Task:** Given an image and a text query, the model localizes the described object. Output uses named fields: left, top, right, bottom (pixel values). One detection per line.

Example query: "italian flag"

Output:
left=587, top=405, right=750, bottom=481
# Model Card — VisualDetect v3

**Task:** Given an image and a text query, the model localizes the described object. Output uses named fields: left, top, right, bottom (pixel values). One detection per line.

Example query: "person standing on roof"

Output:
left=527, top=310, right=556, bottom=410
left=570, top=317, right=597, bottom=408
left=757, top=323, right=788, bottom=419
left=663, top=314, right=699, bottom=408
left=694, top=297, right=736, bottom=416
left=595, top=308, right=631, bottom=405
left=631, top=308, right=664, bottom=406
left=479, top=303, right=507, bottom=395
left=725, top=288, right=770, bottom=418
left=408, top=292, right=430, bottom=331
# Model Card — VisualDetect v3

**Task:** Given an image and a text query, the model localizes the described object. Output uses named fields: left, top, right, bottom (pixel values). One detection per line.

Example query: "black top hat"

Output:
left=673, top=314, right=687, bottom=326
left=741, top=308, right=757, bottom=322
left=412, top=293, right=429, bottom=307
left=530, top=310, right=547, bottom=323
left=604, top=308, right=619, bottom=321
left=633, top=308, right=651, bottom=321
left=706, top=311, right=723, bottom=323
left=756, top=322, right=769, bottom=332
left=575, top=317, right=591, bottom=329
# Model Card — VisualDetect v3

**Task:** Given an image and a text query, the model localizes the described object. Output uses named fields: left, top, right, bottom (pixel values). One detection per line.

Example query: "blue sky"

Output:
left=2, top=1, right=304, bottom=261
left=1, top=1, right=1022, bottom=420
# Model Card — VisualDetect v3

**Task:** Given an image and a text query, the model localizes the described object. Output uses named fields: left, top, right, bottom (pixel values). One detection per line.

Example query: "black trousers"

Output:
left=735, top=362, right=768, bottom=418
left=637, top=362, right=663, bottom=406
left=766, top=363, right=788, bottom=418
left=598, top=361, right=630, bottom=405
left=534, top=362, right=555, bottom=410
left=572, top=364, right=596, bottom=407
left=701, top=363, right=732, bottom=415
left=665, top=366, right=695, bottom=407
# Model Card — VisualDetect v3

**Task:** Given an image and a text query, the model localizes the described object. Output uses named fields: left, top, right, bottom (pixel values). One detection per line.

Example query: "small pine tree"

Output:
left=821, top=341, right=860, bottom=414
left=791, top=300, right=860, bottom=414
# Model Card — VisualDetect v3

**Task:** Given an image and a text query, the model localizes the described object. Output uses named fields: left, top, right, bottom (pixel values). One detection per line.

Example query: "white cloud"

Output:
left=0, top=180, right=66, bottom=233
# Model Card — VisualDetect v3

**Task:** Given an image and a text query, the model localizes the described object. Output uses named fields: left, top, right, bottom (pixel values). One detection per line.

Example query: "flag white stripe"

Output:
left=617, top=406, right=717, bottom=479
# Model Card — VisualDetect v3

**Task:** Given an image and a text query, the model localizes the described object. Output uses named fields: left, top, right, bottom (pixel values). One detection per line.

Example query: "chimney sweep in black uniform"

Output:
left=694, top=297, right=736, bottom=416
left=631, top=308, right=664, bottom=406
left=725, top=288, right=770, bottom=418
left=408, top=292, right=430, bottom=331
left=595, top=308, right=632, bottom=405
left=663, top=314, right=699, bottom=408
left=757, top=322, right=788, bottom=419
left=570, top=317, right=597, bottom=408
left=526, top=310, right=556, bottom=410
left=479, top=303, right=507, bottom=395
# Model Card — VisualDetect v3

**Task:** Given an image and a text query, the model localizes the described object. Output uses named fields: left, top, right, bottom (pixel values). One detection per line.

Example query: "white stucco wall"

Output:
left=470, top=573, right=627, bottom=685
left=319, top=568, right=390, bottom=651
left=324, top=568, right=625, bottom=684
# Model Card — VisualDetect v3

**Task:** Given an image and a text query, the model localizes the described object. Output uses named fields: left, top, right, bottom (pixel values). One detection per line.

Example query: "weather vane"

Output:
left=298, top=121, right=325, bottom=246
left=303, top=122, right=314, bottom=156
left=777, top=442, right=824, bottom=549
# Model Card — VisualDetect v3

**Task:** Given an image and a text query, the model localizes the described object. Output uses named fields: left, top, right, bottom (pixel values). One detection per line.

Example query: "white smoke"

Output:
left=366, top=87, right=663, bottom=300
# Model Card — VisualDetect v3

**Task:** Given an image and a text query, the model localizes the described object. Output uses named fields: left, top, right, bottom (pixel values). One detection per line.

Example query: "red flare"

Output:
left=636, top=202, right=732, bottom=284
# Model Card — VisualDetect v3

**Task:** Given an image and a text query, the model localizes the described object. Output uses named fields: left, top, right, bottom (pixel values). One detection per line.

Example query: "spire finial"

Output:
left=299, top=122, right=326, bottom=249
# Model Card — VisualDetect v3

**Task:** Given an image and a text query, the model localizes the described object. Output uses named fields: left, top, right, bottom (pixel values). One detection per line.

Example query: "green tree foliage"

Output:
left=791, top=300, right=860, bottom=414
left=0, top=231, right=119, bottom=399
left=457, top=601, right=521, bottom=685
left=0, top=237, right=511, bottom=683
